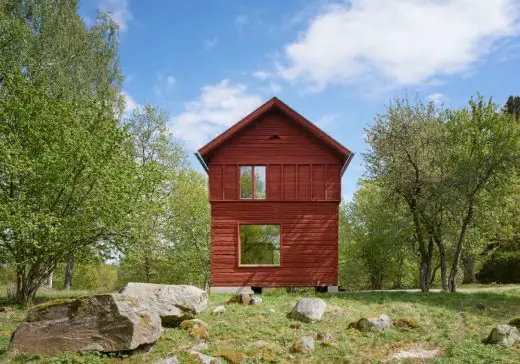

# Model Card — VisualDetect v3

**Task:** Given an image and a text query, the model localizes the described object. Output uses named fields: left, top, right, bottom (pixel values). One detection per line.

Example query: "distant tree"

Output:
left=505, top=96, right=520, bottom=121
left=339, top=181, right=415, bottom=290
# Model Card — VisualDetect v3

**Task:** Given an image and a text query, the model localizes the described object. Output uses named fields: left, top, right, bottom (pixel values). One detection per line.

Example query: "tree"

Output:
left=0, top=1, right=131, bottom=303
left=444, top=96, right=520, bottom=291
left=505, top=96, right=520, bottom=121
left=365, top=98, right=448, bottom=292
left=339, top=181, right=415, bottom=290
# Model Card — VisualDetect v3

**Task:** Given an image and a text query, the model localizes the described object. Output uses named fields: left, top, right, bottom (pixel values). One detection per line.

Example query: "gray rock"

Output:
left=120, top=283, right=207, bottom=326
left=250, top=296, right=263, bottom=305
left=189, top=350, right=222, bottom=364
left=357, top=314, right=392, bottom=332
left=317, top=331, right=333, bottom=341
left=486, top=324, right=520, bottom=347
left=154, top=357, right=179, bottom=364
left=213, top=305, right=226, bottom=314
left=191, top=342, right=209, bottom=352
left=291, top=336, right=315, bottom=353
left=291, top=298, right=326, bottom=322
left=8, top=294, right=162, bottom=355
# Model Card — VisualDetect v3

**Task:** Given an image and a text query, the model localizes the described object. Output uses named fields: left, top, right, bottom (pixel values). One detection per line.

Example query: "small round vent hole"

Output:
left=269, top=135, right=281, bottom=140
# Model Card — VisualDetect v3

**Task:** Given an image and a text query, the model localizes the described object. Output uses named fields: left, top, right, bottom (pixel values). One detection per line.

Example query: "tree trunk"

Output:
left=64, top=254, right=74, bottom=290
left=448, top=201, right=474, bottom=292
left=45, top=271, right=53, bottom=289
left=436, top=241, right=448, bottom=291
left=462, top=252, right=475, bottom=284
left=14, top=266, right=43, bottom=305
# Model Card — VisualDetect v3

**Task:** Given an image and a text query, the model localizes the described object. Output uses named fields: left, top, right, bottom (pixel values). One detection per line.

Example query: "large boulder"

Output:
left=120, top=283, right=208, bottom=326
left=486, top=324, right=520, bottom=347
left=8, top=294, right=162, bottom=355
left=291, top=298, right=326, bottom=322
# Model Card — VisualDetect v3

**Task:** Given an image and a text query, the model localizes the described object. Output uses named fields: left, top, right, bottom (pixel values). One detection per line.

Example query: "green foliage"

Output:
left=505, top=95, right=520, bottom=120
left=339, top=181, right=415, bottom=290
left=115, top=106, right=210, bottom=288
left=362, top=95, right=520, bottom=292
left=0, top=0, right=131, bottom=301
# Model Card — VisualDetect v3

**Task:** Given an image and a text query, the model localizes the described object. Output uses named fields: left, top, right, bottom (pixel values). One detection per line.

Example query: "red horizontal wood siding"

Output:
left=210, top=202, right=339, bottom=287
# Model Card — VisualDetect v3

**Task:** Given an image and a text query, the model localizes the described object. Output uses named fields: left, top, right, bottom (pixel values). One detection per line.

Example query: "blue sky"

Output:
left=80, top=0, right=520, bottom=201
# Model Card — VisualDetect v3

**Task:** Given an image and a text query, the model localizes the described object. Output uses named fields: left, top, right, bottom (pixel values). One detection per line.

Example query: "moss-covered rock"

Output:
left=9, top=294, right=161, bottom=355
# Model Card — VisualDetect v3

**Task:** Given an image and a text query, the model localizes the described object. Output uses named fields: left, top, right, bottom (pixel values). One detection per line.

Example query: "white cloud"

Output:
left=170, top=80, right=262, bottom=149
left=203, top=38, right=219, bottom=51
left=268, top=82, right=282, bottom=94
left=122, top=90, right=141, bottom=116
left=166, top=75, right=176, bottom=87
left=98, top=0, right=133, bottom=32
left=280, top=0, right=520, bottom=91
left=426, top=93, right=447, bottom=105
left=252, top=70, right=273, bottom=80
left=316, top=113, right=341, bottom=128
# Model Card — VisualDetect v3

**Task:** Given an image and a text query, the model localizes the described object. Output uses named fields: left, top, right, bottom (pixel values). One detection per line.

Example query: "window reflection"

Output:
left=240, top=224, right=280, bottom=265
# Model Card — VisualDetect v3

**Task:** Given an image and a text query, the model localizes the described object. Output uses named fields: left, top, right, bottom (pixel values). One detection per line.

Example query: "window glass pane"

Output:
left=254, top=166, right=266, bottom=199
left=240, top=166, right=252, bottom=199
left=240, top=225, right=280, bottom=265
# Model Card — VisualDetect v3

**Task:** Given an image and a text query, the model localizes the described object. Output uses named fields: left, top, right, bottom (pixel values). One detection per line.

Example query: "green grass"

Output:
left=0, top=287, right=519, bottom=363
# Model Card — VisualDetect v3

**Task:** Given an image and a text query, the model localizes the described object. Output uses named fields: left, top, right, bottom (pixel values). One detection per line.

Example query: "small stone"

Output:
left=393, top=317, right=420, bottom=329
left=250, top=296, right=263, bottom=305
left=474, top=303, right=489, bottom=311
left=154, top=357, right=179, bottom=364
left=252, top=340, right=270, bottom=348
left=191, top=342, right=209, bottom=352
left=389, top=347, right=441, bottom=360
left=216, top=350, right=246, bottom=363
left=189, top=350, right=222, bottom=364
left=180, top=318, right=209, bottom=330
left=239, top=294, right=251, bottom=305
left=357, top=314, right=392, bottom=332
left=291, top=336, right=315, bottom=353
left=317, top=331, right=333, bottom=341
left=486, top=325, right=520, bottom=347
left=290, top=322, right=302, bottom=329
left=190, top=325, right=209, bottom=341
left=213, top=306, right=226, bottom=315
left=291, top=298, right=326, bottom=322
left=269, top=309, right=276, bottom=313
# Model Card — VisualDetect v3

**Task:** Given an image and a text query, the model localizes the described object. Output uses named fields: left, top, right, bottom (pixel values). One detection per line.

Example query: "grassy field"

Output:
left=0, top=287, right=519, bottom=363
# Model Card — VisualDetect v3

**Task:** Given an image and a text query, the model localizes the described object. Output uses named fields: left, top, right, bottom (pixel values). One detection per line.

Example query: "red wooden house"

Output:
left=196, top=97, right=353, bottom=293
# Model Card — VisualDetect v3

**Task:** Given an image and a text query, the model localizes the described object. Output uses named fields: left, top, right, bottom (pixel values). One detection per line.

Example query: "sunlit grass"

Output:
left=0, top=286, right=519, bottom=363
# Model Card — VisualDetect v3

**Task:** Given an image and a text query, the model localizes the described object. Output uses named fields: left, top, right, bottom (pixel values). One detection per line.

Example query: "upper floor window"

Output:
left=240, top=166, right=266, bottom=199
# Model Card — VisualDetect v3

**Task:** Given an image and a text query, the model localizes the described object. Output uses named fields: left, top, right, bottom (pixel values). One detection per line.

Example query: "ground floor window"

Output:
left=239, top=224, right=280, bottom=266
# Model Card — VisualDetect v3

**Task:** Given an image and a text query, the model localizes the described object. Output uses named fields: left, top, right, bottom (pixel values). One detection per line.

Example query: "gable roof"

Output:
left=196, top=97, right=354, bottom=174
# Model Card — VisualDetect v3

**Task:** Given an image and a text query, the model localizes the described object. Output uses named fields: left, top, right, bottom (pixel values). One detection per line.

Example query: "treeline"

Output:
left=340, top=96, right=520, bottom=292
left=0, top=1, right=210, bottom=304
